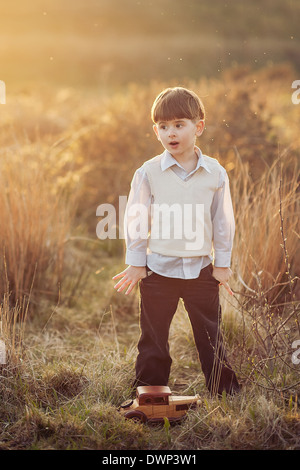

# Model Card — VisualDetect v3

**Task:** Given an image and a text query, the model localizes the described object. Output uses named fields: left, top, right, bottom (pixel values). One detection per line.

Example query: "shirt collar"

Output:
left=160, top=146, right=211, bottom=174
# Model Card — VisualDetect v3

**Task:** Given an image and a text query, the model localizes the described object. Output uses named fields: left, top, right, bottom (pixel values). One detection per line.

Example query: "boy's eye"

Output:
left=159, top=123, right=183, bottom=130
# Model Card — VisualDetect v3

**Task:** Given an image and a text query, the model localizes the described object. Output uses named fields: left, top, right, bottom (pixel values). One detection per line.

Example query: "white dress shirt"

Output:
left=124, top=147, right=235, bottom=279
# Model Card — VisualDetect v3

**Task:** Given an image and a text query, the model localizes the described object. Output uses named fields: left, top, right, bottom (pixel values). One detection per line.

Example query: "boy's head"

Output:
left=151, top=87, right=205, bottom=153
left=151, top=87, right=205, bottom=124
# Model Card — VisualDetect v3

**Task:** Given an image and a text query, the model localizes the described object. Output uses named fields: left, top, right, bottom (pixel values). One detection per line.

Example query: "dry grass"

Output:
left=231, top=149, right=299, bottom=302
left=0, top=145, right=78, bottom=307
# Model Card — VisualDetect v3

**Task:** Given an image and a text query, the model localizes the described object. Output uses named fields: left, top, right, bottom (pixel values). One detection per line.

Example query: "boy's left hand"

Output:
left=212, top=266, right=233, bottom=295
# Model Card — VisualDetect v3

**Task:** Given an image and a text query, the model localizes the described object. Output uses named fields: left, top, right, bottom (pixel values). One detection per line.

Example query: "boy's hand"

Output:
left=212, top=266, right=233, bottom=296
left=112, top=266, right=147, bottom=295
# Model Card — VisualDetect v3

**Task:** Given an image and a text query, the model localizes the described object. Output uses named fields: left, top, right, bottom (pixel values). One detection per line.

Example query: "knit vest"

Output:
left=143, top=153, right=221, bottom=257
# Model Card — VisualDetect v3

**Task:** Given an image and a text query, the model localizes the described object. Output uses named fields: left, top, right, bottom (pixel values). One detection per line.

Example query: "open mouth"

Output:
left=169, top=142, right=179, bottom=147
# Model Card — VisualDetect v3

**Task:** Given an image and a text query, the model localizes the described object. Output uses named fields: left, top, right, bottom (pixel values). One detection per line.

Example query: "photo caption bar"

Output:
left=100, top=451, right=198, bottom=467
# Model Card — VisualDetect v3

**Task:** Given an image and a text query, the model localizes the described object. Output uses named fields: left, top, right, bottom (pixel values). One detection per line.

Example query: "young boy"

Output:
left=112, top=87, right=240, bottom=396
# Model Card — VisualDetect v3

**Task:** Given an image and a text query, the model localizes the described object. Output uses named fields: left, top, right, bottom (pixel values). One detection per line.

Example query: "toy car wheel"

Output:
left=120, top=399, right=134, bottom=409
left=124, top=410, right=147, bottom=423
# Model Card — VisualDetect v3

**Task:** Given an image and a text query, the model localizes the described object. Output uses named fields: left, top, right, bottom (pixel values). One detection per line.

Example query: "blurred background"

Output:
left=0, top=0, right=299, bottom=90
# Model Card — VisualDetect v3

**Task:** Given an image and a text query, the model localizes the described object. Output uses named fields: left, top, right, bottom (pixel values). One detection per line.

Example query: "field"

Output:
left=0, top=0, right=300, bottom=451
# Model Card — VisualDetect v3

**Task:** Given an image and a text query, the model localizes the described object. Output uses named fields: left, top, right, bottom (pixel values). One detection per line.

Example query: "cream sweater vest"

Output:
left=143, top=153, right=221, bottom=257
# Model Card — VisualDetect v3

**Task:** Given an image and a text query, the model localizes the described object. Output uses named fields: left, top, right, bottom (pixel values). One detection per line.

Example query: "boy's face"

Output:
left=153, top=118, right=204, bottom=158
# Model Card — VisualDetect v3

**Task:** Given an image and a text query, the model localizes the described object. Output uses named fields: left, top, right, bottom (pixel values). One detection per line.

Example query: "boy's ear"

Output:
left=153, top=124, right=160, bottom=141
left=195, top=120, right=205, bottom=137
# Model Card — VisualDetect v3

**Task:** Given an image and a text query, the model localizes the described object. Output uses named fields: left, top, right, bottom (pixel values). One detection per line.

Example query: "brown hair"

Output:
left=151, top=87, right=205, bottom=123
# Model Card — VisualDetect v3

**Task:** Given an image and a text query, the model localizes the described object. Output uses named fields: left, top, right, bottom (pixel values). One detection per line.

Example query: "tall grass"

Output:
left=0, top=141, right=84, bottom=308
left=231, top=149, right=299, bottom=303
left=226, top=144, right=299, bottom=395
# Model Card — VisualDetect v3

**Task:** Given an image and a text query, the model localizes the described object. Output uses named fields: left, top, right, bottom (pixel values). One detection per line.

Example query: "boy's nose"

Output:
left=168, top=127, right=176, bottom=137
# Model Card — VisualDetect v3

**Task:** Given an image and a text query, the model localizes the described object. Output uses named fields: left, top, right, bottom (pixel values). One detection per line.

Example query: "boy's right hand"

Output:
left=112, top=266, right=147, bottom=295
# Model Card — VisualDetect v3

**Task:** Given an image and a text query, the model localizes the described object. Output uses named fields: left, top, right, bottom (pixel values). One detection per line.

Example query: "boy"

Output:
left=112, top=87, right=240, bottom=396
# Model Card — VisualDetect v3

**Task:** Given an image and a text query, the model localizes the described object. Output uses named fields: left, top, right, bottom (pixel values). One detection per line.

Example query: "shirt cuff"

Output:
left=125, top=249, right=147, bottom=267
left=213, top=251, right=232, bottom=268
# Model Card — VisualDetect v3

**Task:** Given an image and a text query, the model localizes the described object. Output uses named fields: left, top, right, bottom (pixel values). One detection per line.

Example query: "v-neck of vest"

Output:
left=166, top=166, right=204, bottom=187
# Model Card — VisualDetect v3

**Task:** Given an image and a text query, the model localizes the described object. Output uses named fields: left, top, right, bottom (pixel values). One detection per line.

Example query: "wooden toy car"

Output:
left=119, top=385, right=201, bottom=423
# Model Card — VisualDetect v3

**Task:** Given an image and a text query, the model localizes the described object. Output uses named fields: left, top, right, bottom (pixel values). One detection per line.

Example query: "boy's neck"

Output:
left=170, top=147, right=198, bottom=173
